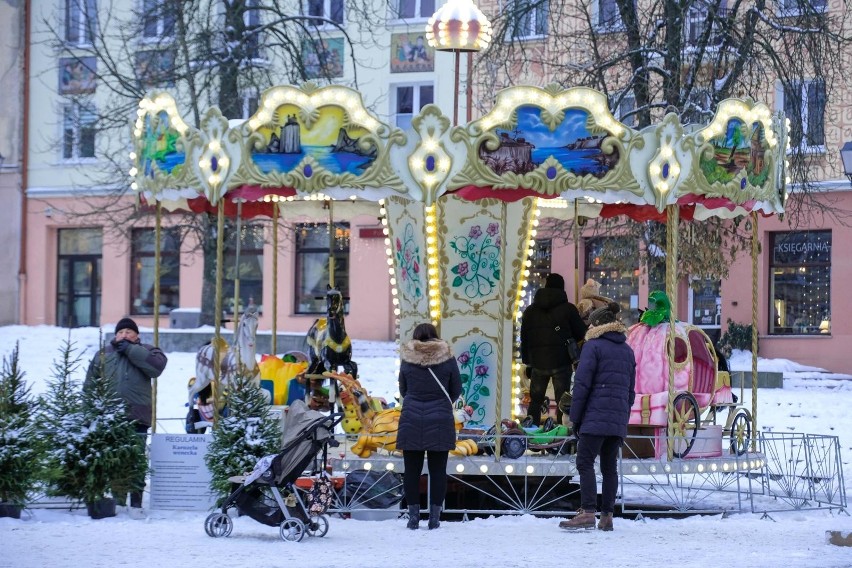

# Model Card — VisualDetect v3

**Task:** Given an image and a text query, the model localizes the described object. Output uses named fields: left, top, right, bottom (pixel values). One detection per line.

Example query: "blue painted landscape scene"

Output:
left=479, top=106, right=618, bottom=177
left=252, top=145, right=374, bottom=175
left=141, top=112, right=185, bottom=176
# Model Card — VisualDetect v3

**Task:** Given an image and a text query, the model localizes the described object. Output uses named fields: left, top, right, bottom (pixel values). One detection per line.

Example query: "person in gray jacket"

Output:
left=85, top=317, right=167, bottom=515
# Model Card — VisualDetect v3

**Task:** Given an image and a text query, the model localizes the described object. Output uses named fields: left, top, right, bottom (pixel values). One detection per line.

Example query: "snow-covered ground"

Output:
left=1, top=325, right=851, bottom=568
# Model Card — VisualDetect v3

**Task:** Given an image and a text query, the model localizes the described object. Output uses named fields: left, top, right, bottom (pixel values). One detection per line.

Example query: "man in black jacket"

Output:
left=520, top=273, right=587, bottom=426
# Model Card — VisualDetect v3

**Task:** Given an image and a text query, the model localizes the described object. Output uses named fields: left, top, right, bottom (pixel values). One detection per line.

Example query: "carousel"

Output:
left=132, top=81, right=802, bottom=517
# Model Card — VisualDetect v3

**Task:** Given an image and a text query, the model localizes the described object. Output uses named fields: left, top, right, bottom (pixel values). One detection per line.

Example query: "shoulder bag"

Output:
left=428, top=368, right=454, bottom=407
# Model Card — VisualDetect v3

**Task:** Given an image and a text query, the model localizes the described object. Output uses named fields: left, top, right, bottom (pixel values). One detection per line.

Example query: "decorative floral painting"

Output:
left=449, top=222, right=502, bottom=300
left=456, top=339, right=496, bottom=426
left=395, top=223, right=424, bottom=302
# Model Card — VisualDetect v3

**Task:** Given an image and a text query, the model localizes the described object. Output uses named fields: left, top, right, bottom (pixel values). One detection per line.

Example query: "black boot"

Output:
left=428, top=504, right=441, bottom=529
left=406, top=505, right=420, bottom=530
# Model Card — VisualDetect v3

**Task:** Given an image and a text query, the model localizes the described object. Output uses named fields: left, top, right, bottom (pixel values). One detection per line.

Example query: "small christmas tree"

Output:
left=206, top=371, right=282, bottom=501
left=43, top=335, right=147, bottom=511
left=0, top=343, right=42, bottom=514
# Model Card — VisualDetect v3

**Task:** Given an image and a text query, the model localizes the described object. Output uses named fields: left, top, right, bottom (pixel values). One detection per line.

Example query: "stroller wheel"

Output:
left=305, top=514, right=329, bottom=538
left=279, top=518, right=306, bottom=542
left=204, top=513, right=233, bottom=538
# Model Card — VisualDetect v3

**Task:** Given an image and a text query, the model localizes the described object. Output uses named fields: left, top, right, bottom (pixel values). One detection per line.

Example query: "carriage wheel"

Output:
left=671, top=393, right=700, bottom=458
left=541, top=416, right=555, bottom=432
left=305, top=514, right=330, bottom=538
left=204, top=512, right=233, bottom=538
left=279, top=518, right=306, bottom=542
left=728, top=409, right=752, bottom=456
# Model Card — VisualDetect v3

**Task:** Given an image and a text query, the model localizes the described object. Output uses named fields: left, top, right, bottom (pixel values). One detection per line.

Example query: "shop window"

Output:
left=521, top=239, right=551, bottom=308
left=57, top=228, right=102, bottom=328
left=689, top=278, right=722, bottom=329
left=295, top=223, right=350, bottom=314
left=584, top=236, right=639, bottom=319
left=769, top=231, right=831, bottom=335
left=130, top=228, right=180, bottom=315
left=224, top=225, right=264, bottom=315
left=393, top=84, right=434, bottom=130
left=66, top=0, right=97, bottom=45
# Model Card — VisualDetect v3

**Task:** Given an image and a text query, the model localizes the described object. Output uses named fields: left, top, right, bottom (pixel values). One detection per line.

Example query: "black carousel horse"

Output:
left=306, top=286, right=358, bottom=378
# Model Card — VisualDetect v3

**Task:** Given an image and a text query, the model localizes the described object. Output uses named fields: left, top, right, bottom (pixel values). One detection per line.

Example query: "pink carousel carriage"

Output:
left=626, top=317, right=751, bottom=459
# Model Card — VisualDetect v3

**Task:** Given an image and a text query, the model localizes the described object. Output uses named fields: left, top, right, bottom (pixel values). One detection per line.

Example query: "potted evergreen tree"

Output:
left=206, top=371, right=282, bottom=502
left=42, top=336, right=147, bottom=519
left=0, top=344, right=42, bottom=519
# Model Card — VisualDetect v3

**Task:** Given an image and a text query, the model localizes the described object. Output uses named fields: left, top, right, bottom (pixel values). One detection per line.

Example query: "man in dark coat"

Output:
left=85, top=317, right=168, bottom=517
left=397, top=323, right=462, bottom=530
left=520, top=273, right=587, bottom=426
left=560, top=305, right=635, bottom=532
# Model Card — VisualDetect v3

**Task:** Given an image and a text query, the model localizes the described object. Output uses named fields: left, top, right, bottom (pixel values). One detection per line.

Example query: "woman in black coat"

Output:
left=397, top=323, right=461, bottom=530
left=561, top=304, right=635, bottom=532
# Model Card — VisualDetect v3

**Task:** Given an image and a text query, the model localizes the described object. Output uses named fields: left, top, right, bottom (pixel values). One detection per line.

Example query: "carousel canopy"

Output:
left=131, top=83, right=787, bottom=222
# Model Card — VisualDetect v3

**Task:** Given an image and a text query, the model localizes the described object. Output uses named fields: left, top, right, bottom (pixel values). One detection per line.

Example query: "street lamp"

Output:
left=426, top=0, right=492, bottom=126
left=840, top=142, right=852, bottom=186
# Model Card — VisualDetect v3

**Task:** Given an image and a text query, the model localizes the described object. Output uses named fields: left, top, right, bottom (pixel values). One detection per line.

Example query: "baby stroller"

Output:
left=204, top=400, right=343, bottom=542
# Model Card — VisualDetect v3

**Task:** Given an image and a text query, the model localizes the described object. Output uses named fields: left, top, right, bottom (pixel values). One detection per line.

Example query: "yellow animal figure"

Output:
left=450, top=405, right=479, bottom=456
left=324, top=371, right=478, bottom=458
left=339, top=388, right=364, bottom=434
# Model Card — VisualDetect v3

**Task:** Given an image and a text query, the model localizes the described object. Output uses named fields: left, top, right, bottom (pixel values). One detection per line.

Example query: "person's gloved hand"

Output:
left=112, top=339, right=131, bottom=354
left=524, top=366, right=533, bottom=379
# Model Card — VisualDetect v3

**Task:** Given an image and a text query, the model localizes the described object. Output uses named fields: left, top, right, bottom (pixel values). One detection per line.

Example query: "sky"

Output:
left=1, top=324, right=851, bottom=568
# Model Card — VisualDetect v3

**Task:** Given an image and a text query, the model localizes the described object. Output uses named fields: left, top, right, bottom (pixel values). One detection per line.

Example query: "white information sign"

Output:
left=149, top=433, right=217, bottom=510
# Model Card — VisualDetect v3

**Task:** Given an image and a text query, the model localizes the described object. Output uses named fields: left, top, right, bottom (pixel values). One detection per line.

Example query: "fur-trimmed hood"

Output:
left=585, top=321, right=627, bottom=341
left=400, top=339, right=455, bottom=366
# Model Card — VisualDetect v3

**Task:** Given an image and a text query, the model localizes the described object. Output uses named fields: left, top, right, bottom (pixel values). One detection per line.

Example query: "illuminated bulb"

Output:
left=364, top=462, right=372, bottom=470
left=504, top=465, right=514, bottom=474
left=479, top=465, right=488, bottom=473
left=386, top=462, right=395, bottom=471
left=456, top=464, right=465, bottom=473
left=526, top=465, right=534, bottom=474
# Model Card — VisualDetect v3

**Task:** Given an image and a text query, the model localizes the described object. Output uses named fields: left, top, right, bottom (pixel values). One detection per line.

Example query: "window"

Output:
left=393, top=84, right=434, bottom=130
left=63, top=102, right=96, bottom=160
left=66, top=0, right=97, bottom=45
left=57, top=228, right=102, bottom=328
left=596, top=0, right=622, bottom=29
left=684, top=4, right=727, bottom=48
left=521, top=239, right=551, bottom=308
left=224, top=225, right=265, bottom=315
left=242, top=91, right=259, bottom=119
left=612, top=92, right=635, bottom=128
left=130, top=228, right=180, bottom=316
left=584, top=237, right=639, bottom=321
left=769, top=231, right=831, bottom=336
left=142, top=0, right=175, bottom=40
left=394, top=0, right=435, bottom=19
left=783, top=80, right=825, bottom=149
left=295, top=223, right=350, bottom=314
left=307, top=0, right=344, bottom=25
left=780, top=0, right=827, bottom=15
left=688, top=278, right=722, bottom=329
left=506, top=0, right=548, bottom=39
left=244, top=0, right=263, bottom=60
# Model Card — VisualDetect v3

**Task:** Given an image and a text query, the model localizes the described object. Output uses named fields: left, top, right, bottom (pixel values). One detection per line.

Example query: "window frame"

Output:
left=583, top=236, right=639, bottom=319
left=305, top=0, right=345, bottom=27
left=768, top=230, right=832, bottom=336
left=391, top=0, right=436, bottom=21
left=129, top=227, right=181, bottom=316
left=780, top=78, right=826, bottom=153
left=223, top=224, right=265, bottom=315
left=611, top=91, right=636, bottom=128
left=505, top=0, right=549, bottom=41
left=392, top=82, right=434, bottom=130
left=294, top=223, right=351, bottom=315
left=243, top=0, right=265, bottom=61
left=62, top=101, right=97, bottom=161
left=778, top=0, right=827, bottom=16
left=594, top=0, right=624, bottom=32
left=141, top=0, right=176, bottom=42
left=65, top=0, right=98, bottom=46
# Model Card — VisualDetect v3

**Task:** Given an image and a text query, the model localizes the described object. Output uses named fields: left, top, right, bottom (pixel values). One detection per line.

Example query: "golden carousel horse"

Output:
left=324, top=371, right=479, bottom=458
left=186, top=306, right=261, bottom=433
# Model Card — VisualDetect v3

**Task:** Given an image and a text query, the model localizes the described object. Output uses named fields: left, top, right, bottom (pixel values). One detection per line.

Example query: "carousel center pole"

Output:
left=750, top=211, right=759, bottom=452
left=233, top=199, right=243, bottom=369
left=665, top=204, right=679, bottom=461
left=213, top=201, right=225, bottom=427
left=151, top=201, right=162, bottom=432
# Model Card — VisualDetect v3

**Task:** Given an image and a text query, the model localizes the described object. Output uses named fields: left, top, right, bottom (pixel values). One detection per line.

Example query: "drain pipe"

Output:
left=18, top=0, right=31, bottom=324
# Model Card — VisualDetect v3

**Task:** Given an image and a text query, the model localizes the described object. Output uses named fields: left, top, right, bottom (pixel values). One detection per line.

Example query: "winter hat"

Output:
left=544, top=273, right=565, bottom=290
left=589, top=304, right=620, bottom=327
left=115, top=317, right=139, bottom=335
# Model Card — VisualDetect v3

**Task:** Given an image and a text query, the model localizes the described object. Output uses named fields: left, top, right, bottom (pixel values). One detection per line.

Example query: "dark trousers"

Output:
left=121, top=423, right=149, bottom=508
left=402, top=450, right=449, bottom=507
left=575, top=433, right=621, bottom=514
left=529, top=367, right=572, bottom=426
